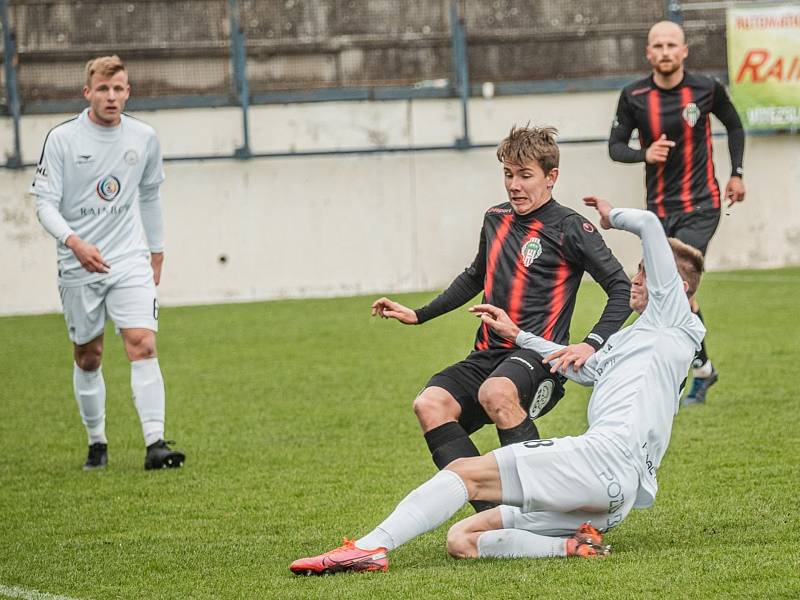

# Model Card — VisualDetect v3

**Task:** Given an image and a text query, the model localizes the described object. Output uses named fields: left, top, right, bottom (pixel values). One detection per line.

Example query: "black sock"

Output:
left=497, top=417, right=539, bottom=447
left=424, top=421, right=480, bottom=469
left=423, top=422, right=494, bottom=512
left=693, top=309, right=709, bottom=368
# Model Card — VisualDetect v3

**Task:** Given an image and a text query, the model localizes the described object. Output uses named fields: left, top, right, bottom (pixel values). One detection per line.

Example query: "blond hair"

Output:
left=85, top=55, right=126, bottom=88
left=496, top=125, right=560, bottom=173
left=668, top=238, right=704, bottom=297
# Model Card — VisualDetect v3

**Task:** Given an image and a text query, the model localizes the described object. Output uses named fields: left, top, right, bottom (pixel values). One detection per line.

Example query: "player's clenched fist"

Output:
left=371, top=297, right=418, bottom=324
left=644, top=134, right=675, bottom=164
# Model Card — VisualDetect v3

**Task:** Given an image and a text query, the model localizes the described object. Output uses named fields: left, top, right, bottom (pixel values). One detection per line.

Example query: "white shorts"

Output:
left=59, top=259, right=158, bottom=345
left=493, top=433, right=639, bottom=536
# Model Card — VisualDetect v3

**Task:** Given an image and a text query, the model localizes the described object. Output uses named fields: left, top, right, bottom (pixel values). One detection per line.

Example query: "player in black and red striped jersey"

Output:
left=372, top=126, right=631, bottom=511
left=608, top=20, right=746, bottom=405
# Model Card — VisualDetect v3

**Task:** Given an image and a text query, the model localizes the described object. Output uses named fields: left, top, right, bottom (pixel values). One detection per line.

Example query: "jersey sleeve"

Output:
left=609, top=208, right=692, bottom=327
left=710, top=78, right=745, bottom=178
left=415, top=223, right=486, bottom=324
left=138, top=185, right=164, bottom=252
left=562, top=215, right=632, bottom=349
left=30, top=132, right=73, bottom=245
left=140, top=130, right=166, bottom=188
left=515, top=331, right=599, bottom=386
left=608, top=91, right=646, bottom=164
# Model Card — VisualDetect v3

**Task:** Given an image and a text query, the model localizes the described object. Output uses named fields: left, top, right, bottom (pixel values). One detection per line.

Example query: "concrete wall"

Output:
left=1, top=91, right=798, bottom=315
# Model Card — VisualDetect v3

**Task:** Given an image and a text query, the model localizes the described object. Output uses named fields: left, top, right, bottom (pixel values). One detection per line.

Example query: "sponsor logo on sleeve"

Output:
left=583, top=222, right=595, bottom=233
left=96, top=175, right=121, bottom=201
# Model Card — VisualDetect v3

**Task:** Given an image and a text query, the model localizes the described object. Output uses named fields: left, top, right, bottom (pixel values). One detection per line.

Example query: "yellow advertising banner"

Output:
left=727, top=4, right=800, bottom=129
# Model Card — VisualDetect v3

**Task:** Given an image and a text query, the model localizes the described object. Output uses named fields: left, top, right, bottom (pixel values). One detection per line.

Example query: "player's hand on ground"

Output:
left=151, top=252, right=164, bottom=285
left=468, top=303, right=520, bottom=340
left=544, top=342, right=595, bottom=374
left=65, top=235, right=110, bottom=273
left=644, top=134, right=675, bottom=164
left=371, top=297, right=418, bottom=324
left=582, top=196, right=614, bottom=230
left=724, top=176, right=745, bottom=207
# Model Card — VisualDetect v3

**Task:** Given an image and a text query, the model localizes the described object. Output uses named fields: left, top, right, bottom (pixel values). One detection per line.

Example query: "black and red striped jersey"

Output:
left=415, top=199, right=631, bottom=351
left=609, top=72, right=745, bottom=217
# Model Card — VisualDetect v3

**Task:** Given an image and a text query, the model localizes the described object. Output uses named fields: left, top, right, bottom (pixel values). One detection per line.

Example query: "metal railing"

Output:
left=0, top=0, right=782, bottom=168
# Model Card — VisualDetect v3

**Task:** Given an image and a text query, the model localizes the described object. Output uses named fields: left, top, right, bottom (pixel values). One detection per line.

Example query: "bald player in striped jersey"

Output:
left=290, top=197, right=705, bottom=574
left=609, top=20, right=746, bottom=405
left=30, top=55, right=185, bottom=471
left=372, top=126, right=631, bottom=512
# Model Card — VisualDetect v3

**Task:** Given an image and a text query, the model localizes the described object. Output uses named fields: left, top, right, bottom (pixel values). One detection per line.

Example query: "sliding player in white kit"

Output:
left=30, top=55, right=185, bottom=471
left=290, top=196, right=705, bottom=574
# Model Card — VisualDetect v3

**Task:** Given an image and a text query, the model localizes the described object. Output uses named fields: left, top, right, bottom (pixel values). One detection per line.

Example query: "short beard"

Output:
left=655, top=61, right=680, bottom=76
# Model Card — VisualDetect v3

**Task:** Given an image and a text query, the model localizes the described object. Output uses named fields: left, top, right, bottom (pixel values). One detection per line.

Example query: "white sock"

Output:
left=477, top=529, right=567, bottom=558
left=356, top=469, right=469, bottom=551
left=693, top=360, right=713, bottom=378
left=74, top=363, right=107, bottom=444
left=131, top=358, right=165, bottom=447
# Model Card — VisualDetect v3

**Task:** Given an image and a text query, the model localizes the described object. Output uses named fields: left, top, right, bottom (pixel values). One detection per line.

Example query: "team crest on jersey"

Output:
left=528, top=380, right=554, bottom=419
left=682, top=103, right=701, bottom=127
left=96, top=176, right=121, bottom=201
left=124, top=149, right=139, bottom=165
left=521, top=236, right=543, bottom=267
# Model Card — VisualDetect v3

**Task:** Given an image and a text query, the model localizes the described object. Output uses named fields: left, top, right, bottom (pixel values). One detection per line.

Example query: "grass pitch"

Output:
left=1, top=268, right=799, bottom=599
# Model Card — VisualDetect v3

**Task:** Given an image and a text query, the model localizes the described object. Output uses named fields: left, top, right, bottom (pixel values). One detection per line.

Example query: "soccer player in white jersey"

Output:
left=290, top=196, right=705, bottom=574
left=30, top=55, right=185, bottom=471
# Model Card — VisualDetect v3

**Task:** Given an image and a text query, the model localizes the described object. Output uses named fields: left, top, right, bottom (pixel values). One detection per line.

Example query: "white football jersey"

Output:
left=516, top=208, right=705, bottom=509
left=30, top=108, right=165, bottom=286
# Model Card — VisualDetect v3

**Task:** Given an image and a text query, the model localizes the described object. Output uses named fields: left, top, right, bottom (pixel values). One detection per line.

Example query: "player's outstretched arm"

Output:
left=584, top=197, right=681, bottom=298
left=470, top=304, right=598, bottom=385
left=371, top=297, right=418, bottom=324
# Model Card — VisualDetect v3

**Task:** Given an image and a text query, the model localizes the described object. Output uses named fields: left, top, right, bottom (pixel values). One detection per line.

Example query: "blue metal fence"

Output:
left=0, top=0, right=781, bottom=168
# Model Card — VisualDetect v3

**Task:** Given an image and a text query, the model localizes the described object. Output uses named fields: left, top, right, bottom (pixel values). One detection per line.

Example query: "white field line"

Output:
left=0, top=584, right=86, bottom=600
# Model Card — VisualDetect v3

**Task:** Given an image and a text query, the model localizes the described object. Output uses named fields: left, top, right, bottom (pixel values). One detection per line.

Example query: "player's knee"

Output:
left=413, top=390, right=458, bottom=425
left=75, top=352, right=102, bottom=371
left=477, top=379, right=516, bottom=415
left=124, top=331, right=157, bottom=361
left=74, top=343, right=103, bottom=371
left=446, top=522, right=478, bottom=559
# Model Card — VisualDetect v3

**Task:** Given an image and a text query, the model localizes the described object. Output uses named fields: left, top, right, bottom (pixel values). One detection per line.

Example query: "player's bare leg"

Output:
left=414, top=387, right=493, bottom=512
left=73, top=334, right=107, bottom=470
left=446, top=507, right=504, bottom=558
left=479, top=376, right=541, bottom=446
left=413, top=386, right=461, bottom=433
left=121, top=328, right=185, bottom=469
left=447, top=508, right=610, bottom=559
left=291, top=454, right=500, bottom=575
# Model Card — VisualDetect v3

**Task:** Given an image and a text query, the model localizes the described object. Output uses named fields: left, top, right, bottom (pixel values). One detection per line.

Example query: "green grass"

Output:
left=1, top=268, right=799, bottom=599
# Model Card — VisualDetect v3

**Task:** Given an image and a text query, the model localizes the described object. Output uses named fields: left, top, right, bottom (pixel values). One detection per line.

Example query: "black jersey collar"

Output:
left=513, top=197, right=556, bottom=222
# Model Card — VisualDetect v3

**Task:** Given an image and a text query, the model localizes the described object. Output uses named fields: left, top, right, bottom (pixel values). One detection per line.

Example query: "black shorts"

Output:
left=425, top=348, right=565, bottom=435
left=658, top=207, right=721, bottom=256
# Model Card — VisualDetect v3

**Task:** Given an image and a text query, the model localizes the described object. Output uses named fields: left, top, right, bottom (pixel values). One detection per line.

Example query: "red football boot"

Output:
left=565, top=522, right=611, bottom=557
left=290, top=538, right=389, bottom=576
